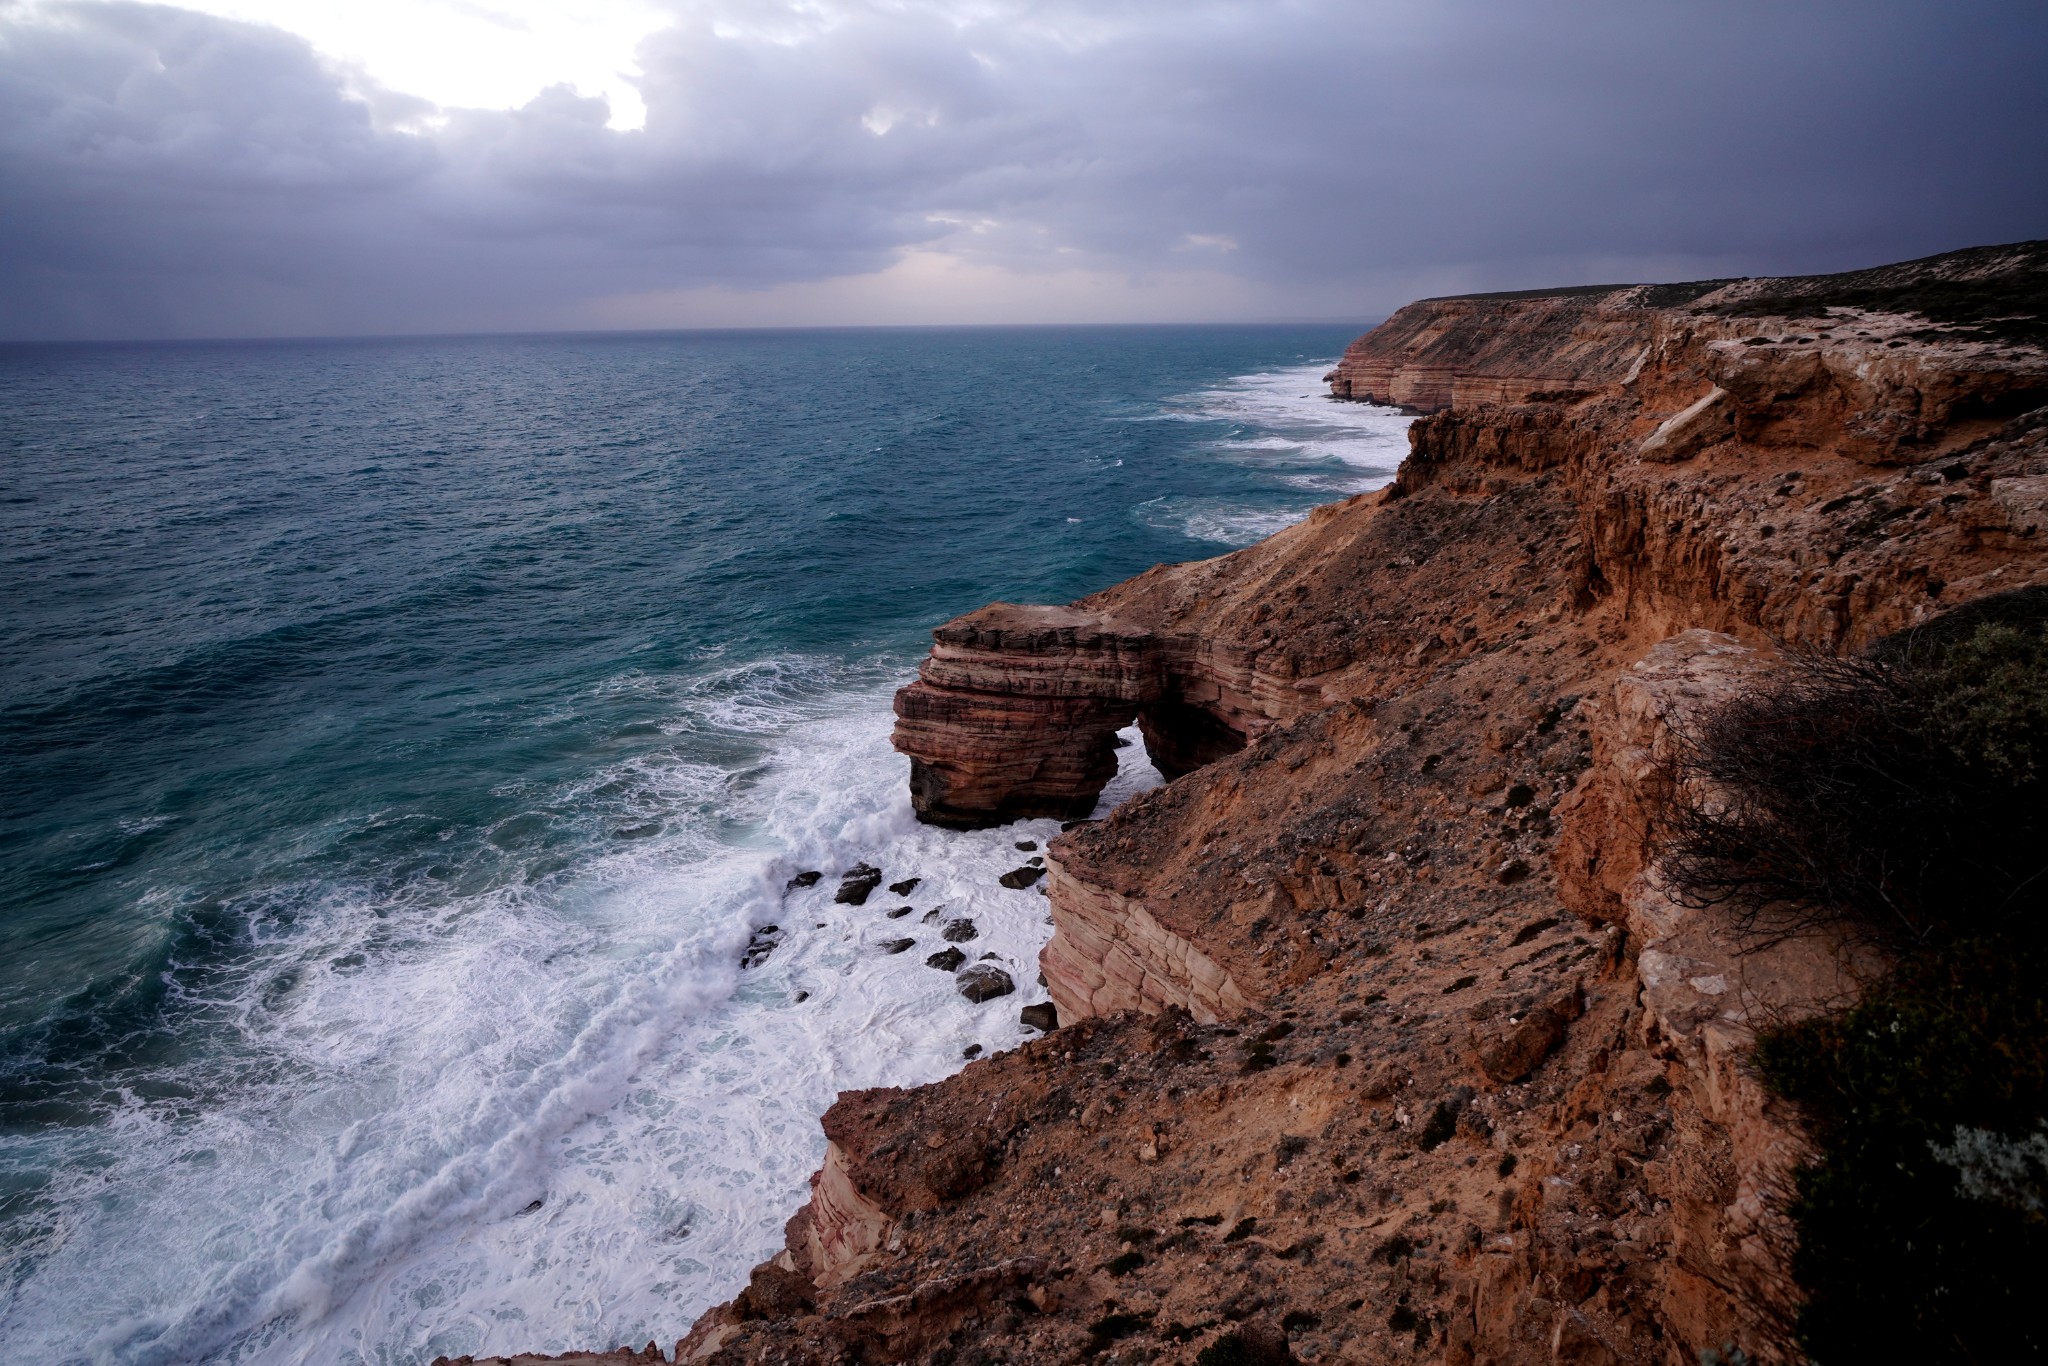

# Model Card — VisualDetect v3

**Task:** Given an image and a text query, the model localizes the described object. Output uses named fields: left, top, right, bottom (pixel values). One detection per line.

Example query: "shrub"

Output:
left=1753, top=937, right=2048, bottom=1361
left=1660, top=594, right=2048, bottom=948
left=1661, top=590, right=2048, bottom=1361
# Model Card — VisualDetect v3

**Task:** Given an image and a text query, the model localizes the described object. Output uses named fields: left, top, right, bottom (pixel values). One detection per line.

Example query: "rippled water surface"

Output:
left=0, top=326, right=1407, bottom=1363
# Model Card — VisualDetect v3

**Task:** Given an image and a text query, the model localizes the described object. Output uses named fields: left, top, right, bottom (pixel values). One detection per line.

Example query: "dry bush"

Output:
left=1659, top=594, right=2048, bottom=948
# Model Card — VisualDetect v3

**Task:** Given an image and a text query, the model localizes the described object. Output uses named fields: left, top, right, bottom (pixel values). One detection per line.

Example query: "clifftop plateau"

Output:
left=474, top=240, right=2048, bottom=1366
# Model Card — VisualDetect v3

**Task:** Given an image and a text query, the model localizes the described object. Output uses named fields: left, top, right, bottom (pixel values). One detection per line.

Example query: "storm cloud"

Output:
left=1, top=0, right=2044, bottom=339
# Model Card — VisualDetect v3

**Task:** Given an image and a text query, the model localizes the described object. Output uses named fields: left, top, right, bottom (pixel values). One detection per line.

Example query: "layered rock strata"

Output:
left=890, top=603, right=1283, bottom=827
left=535, top=241, right=2048, bottom=1366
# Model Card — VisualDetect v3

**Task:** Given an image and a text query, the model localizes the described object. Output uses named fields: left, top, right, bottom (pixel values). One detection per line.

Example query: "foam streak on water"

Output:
left=1134, top=362, right=1411, bottom=546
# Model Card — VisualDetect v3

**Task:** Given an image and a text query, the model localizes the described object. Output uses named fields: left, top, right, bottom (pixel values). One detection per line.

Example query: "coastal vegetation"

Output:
left=1665, top=590, right=2048, bottom=1360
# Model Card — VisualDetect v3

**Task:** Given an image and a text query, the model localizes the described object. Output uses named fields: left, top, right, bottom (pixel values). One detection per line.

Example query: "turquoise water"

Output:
left=0, top=326, right=1408, bottom=1363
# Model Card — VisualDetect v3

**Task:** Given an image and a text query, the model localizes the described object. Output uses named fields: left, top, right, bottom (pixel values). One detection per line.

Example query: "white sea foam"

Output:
left=1136, top=361, right=1411, bottom=546
left=1132, top=498, right=1314, bottom=548
left=0, top=665, right=1158, bottom=1365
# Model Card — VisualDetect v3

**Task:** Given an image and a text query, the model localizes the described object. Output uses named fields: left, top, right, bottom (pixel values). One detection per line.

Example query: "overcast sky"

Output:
left=1, top=0, right=2043, bottom=340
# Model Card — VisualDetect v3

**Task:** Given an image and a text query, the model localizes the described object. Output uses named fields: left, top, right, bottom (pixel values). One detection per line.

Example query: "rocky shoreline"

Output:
left=454, top=240, right=2048, bottom=1366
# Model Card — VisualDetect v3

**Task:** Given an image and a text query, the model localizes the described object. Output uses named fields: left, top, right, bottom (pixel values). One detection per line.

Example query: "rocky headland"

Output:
left=461, top=240, right=2048, bottom=1366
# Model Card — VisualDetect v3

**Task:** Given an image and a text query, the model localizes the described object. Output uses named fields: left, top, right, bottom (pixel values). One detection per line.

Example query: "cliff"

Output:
left=517, top=241, right=2048, bottom=1366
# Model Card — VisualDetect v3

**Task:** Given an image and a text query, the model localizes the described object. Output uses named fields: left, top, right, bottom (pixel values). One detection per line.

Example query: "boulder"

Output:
left=940, top=919, right=979, bottom=943
left=880, top=938, right=916, bottom=955
left=785, top=871, right=822, bottom=891
left=926, top=947, right=966, bottom=971
left=1019, top=1002, right=1058, bottom=1032
left=998, top=866, right=1045, bottom=890
left=733, top=1261, right=814, bottom=1321
left=888, top=877, right=921, bottom=895
left=1472, top=984, right=1582, bottom=1083
left=957, top=965, right=1016, bottom=1002
left=835, top=864, right=884, bottom=905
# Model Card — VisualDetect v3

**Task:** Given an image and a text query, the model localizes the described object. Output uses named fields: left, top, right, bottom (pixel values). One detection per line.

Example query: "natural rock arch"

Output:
left=889, top=603, right=1248, bottom=828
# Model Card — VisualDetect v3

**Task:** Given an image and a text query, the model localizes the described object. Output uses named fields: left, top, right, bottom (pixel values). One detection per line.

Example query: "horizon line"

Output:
left=0, top=317, right=1386, bottom=349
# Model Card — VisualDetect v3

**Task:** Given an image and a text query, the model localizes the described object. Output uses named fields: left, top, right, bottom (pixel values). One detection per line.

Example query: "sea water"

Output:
left=0, top=326, right=1411, bottom=1364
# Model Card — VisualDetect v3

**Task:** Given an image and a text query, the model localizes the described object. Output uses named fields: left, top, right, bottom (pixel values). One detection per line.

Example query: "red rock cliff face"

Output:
left=663, top=242, right=2048, bottom=1366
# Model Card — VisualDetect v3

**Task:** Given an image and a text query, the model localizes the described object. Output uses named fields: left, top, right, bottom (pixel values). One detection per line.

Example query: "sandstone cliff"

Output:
left=536, top=241, right=2048, bottom=1366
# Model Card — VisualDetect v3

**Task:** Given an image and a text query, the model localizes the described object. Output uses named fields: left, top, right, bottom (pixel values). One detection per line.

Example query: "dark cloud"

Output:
left=1, top=0, right=2043, bottom=339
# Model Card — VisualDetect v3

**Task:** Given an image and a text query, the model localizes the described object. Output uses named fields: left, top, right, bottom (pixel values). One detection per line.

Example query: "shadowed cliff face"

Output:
left=601, top=244, right=2048, bottom=1366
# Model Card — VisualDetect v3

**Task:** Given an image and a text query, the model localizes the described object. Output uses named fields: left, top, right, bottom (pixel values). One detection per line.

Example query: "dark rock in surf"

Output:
left=888, top=877, right=921, bottom=895
left=1020, top=1002, right=1058, bottom=1032
left=881, top=938, right=917, bottom=955
left=836, top=863, right=884, bottom=904
left=957, top=965, right=1016, bottom=1002
left=941, top=919, right=979, bottom=943
left=741, top=926, right=782, bottom=969
left=926, top=947, right=966, bottom=971
left=886, top=905, right=914, bottom=919
left=786, top=870, right=823, bottom=891
left=999, top=865, right=1045, bottom=890
left=1014, top=841, right=1037, bottom=851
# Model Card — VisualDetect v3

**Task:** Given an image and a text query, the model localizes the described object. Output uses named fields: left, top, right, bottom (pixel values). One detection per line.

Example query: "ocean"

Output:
left=0, top=326, right=1410, bottom=1364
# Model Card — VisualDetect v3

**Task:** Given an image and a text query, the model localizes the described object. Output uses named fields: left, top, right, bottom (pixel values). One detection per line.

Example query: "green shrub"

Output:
left=1754, top=937, right=2048, bottom=1360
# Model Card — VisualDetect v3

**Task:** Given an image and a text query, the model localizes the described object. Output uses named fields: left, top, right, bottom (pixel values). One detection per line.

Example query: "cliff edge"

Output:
left=511, top=241, right=2048, bottom=1366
